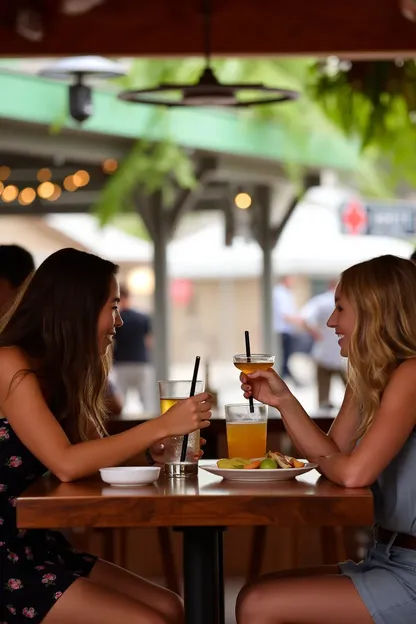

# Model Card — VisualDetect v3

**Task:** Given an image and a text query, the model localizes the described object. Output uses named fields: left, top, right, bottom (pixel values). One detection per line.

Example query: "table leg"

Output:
left=181, top=526, right=225, bottom=624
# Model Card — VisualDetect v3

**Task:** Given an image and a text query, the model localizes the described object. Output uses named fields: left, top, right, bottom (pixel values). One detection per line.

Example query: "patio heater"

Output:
left=39, top=56, right=126, bottom=122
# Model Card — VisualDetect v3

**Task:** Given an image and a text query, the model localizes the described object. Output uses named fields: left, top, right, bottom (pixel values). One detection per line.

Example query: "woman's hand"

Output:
left=159, top=392, right=212, bottom=436
left=240, top=368, right=292, bottom=408
left=149, top=437, right=207, bottom=465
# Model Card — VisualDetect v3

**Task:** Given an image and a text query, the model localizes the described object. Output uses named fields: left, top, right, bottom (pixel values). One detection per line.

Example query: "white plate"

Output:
left=200, top=462, right=317, bottom=482
left=99, top=466, right=160, bottom=487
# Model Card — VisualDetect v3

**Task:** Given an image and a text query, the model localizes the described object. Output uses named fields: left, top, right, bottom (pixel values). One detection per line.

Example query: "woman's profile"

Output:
left=237, top=255, right=416, bottom=624
left=0, top=248, right=211, bottom=624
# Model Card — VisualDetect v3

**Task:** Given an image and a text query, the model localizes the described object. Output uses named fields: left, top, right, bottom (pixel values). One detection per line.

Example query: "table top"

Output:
left=17, top=463, right=373, bottom=530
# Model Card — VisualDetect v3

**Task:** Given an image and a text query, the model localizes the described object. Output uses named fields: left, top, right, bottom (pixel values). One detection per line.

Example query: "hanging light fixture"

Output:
left=39, top=56, right=126, bottom=122
left=118, top=1, right=299, bottom=108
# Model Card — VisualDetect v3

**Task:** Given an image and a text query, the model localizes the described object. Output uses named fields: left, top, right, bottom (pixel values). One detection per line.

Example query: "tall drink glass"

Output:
left=158, top=380, right=205, bottom=477
left=225, top=403, right=268, bottom=459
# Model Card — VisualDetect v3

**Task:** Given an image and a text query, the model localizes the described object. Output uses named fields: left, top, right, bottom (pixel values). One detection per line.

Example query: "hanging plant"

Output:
left=309, top=59, right=416, bottom=187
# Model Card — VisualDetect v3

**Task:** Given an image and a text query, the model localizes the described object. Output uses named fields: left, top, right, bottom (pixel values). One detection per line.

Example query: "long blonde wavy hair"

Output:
left=340, top=255, right=416, bottom=438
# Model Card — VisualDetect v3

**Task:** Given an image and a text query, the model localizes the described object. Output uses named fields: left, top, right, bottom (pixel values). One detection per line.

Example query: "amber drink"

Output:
left=158, top=380, right=204, bottom=477
left=233, top=353, right=275, bottom=375
left=225, top=403, right=268, bottom=459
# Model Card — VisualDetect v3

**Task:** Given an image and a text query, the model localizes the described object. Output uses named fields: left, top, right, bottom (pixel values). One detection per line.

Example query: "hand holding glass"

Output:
left=158, top=380, right=205, bottom=476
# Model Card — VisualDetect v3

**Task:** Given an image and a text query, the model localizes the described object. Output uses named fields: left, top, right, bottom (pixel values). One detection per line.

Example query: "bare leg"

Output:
left=88, top=559, right=183, bottom=624
left=43, top=577, right=171, bottom=624
left=236, top=565, right=374, bottom=624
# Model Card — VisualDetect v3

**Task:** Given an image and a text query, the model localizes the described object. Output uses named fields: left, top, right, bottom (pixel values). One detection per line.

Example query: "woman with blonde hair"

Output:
left=236, top=255, right=416, bottom=624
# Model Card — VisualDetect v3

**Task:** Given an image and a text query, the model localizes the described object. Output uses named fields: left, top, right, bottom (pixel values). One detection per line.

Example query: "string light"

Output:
left=37, top=168, right=52, bottom=182
left=0, top=182, right=4, bottom=195
left=234, top=192, right=252, bottom=210
left=48, top=185, right=62, bottom=202
left=2, top=185, right=18, bottom=202
left=18, top=188, right=36, bottom=205
left=102, top=158, right=118, bottom=174
left=0, top=166, right=11, bottom=181
left=63, top=175, right=78, bottom=192
left=37, top=181, right=55, bottom=199
left=73, top=170, right=90, bottom=187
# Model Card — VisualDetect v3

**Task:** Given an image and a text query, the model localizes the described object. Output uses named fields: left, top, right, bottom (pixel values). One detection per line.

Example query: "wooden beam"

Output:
left=0, top=0, right=414, bottom=58
left=0, top=120, right=133, bottom=164
left=167, top=156, right=217, bottom=232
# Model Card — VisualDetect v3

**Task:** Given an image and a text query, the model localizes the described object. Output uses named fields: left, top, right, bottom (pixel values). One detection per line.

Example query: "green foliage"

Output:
left=93, top=57, right=388, bottom=223
left=309, top=60, right=416, bottom=189
left=95, top=138, right=196, bottom=224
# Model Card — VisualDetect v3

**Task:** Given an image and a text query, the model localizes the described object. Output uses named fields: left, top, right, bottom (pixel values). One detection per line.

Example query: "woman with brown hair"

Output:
left=0, top=248, right=212, bottom=624
left=237, top=255, right=416, bottom=624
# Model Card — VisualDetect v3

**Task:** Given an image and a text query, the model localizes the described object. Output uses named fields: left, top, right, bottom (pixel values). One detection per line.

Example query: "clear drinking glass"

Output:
left=225, top=403, right=268, bottom=459
left=233, top=353, right=275, bottom=375
left=158, top=380, right=205, bottom=477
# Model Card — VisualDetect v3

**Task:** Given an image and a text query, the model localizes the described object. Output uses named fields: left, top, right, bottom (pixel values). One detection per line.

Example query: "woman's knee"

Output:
left=236, top=581, right=267, bottom=621
left=161, top=590, right=184, bottom=624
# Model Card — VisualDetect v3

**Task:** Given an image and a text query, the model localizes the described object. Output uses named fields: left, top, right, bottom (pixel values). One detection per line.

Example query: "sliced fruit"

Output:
left=232, top=457, right=251, bottom=467
left=244, top=459, right=262, bottom=469
left=217, top=459, right=236, bottom=469
left=259, top=459, right=278, bottom=469
left=291, top=458, right=305, bottom=468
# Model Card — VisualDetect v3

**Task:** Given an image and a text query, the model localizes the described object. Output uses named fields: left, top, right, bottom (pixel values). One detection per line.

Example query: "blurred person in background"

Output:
left=113, top=284, right=156, bottom=413
left=272, top=276, right=305, bottom=386
left=0, top=244, right=35, bottom=313
left=301, top=281, right=347, bottom=409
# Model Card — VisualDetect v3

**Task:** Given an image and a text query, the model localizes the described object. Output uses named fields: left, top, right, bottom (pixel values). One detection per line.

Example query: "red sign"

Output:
left=341, top=198, right=368, bottom=235
left=170, top=279, right=194, bottom=306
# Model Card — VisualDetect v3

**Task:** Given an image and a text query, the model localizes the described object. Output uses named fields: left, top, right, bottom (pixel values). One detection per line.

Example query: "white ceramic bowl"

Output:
left=99, top=466, right=160, bottom=487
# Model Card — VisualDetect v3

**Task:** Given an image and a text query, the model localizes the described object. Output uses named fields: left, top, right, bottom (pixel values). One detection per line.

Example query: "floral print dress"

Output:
left=0, top=419, right=97, bottom=623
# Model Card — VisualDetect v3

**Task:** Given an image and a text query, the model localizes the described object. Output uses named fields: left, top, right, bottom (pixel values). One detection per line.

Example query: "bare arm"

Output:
left=277, top=393, right=340, bottom=460
left=0, top=348, right=211, bottom=482
left=317, top=360, right=416, bottom=487
left=241, top=369, right=358, bottom=460
left=327, top=385, right=360, bottom=453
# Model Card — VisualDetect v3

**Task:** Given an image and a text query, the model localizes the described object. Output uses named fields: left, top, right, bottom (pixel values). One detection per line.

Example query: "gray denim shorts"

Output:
left=339, top=535, right=416, bottom=623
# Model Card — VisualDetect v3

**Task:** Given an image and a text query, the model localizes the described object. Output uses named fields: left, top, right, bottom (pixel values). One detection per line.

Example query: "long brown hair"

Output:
left=340, top=254, right=416, bottom=437
left=0, top=248, right=118, bottom=442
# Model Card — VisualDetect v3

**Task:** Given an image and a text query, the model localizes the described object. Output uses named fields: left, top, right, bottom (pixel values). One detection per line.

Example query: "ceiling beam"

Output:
left=0, top=190, right=233, bottom=216
left=0, top=0, right=414, bottom=58
left=0, top=120, right=133, bottom=164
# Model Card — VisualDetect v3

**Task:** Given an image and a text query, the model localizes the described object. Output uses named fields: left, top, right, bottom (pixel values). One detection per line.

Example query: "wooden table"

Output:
left=17, top=464, right=372, bottom=624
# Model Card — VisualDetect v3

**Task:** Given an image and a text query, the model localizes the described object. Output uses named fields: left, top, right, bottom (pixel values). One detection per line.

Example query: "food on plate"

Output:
left=259, top=458, right=278, bottom=470
left=267, top=451, right=306, bottom=469
left=244, top=459, right=263, bottom=469
left=217, top=457, right=251, bottom=469
left=216, top=451, right=305, bottom=470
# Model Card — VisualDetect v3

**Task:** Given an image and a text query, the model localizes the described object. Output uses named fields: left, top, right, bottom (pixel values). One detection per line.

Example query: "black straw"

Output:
left=245, top=330, right=254, bottom=413
left=180, top=356, right=201, bottom=462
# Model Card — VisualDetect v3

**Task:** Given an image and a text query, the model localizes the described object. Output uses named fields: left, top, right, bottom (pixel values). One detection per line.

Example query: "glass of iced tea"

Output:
left=158, top=380, right=205, bottom=477
left=225, top=403, right=268, bottom=459
left=233, top=353, right=275, bottom=375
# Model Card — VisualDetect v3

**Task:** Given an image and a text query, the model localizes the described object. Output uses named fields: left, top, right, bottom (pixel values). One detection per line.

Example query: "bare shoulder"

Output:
left=0, top=346, right=34, bottom=393
left=389, top=358, right=416, bottom=383
left=0, top=346, right=32, bottom=374
left=383, top=359, right=416, bottom=402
